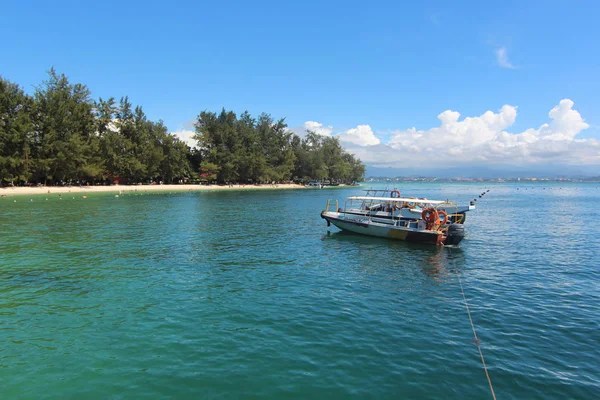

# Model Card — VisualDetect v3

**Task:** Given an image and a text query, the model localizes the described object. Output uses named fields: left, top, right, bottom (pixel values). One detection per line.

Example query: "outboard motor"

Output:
left=446, top=224, right=465, bottom=246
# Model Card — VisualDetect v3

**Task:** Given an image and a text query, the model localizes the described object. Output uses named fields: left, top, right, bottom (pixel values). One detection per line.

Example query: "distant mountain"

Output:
left=365, top=164, right=599, bottom=179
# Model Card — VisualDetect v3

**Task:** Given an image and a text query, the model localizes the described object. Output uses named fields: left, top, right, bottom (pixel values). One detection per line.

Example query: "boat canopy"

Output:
left=347, top=196, right=447, bottom=204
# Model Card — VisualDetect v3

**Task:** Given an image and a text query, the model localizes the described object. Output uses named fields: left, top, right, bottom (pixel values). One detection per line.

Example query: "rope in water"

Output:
left=447, top=247, right=497, bottom=400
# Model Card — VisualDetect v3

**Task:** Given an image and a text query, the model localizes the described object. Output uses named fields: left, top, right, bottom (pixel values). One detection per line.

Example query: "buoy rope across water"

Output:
left=446, top=247, right=497, bottom=400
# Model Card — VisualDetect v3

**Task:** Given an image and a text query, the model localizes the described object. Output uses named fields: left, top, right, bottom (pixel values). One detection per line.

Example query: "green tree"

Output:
left=1, top=70, right=200, bottom=186
left=0, top=77, right=33, bottom=184
left=31, top=68, right=102, bottom=184
left=159, top=134, right=192, bottom=183
left=194, top=109, right=364, bottom=184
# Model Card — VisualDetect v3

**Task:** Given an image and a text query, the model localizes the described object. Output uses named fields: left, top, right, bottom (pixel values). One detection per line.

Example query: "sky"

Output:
left=2, top=0, right=599, bottom=173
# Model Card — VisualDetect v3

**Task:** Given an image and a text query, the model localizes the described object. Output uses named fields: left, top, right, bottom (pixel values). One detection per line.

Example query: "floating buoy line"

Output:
left=447, top=248, right=497, bottom=399
left=446, top=187, right=497, bottom=400
left=2, top=190, right=192, bottom=203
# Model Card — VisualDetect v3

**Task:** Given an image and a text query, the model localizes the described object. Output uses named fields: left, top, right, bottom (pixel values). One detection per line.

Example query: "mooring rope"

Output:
left=447, top=248, right=497, bottom=400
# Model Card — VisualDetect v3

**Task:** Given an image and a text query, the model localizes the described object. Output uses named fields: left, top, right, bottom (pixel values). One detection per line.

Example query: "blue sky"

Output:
left=2, top=1, right=599, bottom=169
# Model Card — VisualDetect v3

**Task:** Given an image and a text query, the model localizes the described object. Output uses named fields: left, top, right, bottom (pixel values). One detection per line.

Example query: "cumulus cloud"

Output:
left=295, top=121, right=381, bottom=146
left=337, top=125, right=380, bottom=146
left=356, top=99, right=596, bottom=167
left=170, top=129, right=197, bottom=148
left=308, top=99, right=597, bottom=168
left=496, top=47, right=515, bottom=69
left=304, top=121, right=333, bottom=136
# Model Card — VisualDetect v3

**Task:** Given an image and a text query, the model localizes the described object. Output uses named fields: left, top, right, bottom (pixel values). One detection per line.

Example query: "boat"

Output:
left=342, top=188, right=475, bottom=224
left=320, top=193, right=474, bottom=246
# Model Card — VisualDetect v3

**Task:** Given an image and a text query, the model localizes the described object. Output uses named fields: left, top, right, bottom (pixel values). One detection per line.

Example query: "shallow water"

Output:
left=1, top=183, right=598, bottom=399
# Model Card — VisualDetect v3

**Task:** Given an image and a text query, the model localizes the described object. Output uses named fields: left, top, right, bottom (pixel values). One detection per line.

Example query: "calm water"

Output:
left=1, top=183, right=599, bottom=399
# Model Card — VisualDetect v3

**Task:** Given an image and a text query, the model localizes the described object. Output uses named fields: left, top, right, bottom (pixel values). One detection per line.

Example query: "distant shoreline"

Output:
left=0, top=183, right=316, bottom=197
left=365, top=178, right=600, bottom=183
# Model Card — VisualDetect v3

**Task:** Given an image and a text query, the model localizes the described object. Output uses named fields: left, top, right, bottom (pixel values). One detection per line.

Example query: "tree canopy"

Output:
left=194, top=110, right=365, bottom=184
left=0, top=69, right=365, bottom=186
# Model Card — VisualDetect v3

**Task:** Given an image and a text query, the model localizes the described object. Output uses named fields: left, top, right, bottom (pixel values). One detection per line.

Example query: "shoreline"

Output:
left=0, top=183, right=312, bottom=197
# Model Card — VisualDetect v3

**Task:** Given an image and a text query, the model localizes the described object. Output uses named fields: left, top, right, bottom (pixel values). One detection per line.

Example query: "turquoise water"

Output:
left=1, top=183, right=598, bottom=399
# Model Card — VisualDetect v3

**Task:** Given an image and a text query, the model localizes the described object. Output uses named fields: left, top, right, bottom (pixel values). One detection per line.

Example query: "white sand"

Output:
left=0, top=183, right=307, bottom=197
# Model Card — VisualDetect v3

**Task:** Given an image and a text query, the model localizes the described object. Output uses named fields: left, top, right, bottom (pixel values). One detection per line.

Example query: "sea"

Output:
left=1, top=182, right=598, bottom=399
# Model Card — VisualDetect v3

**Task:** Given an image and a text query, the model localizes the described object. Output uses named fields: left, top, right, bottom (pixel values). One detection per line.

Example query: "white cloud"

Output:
left=315, top=99, right=598, bottom=168
left=542, top=99, right=590, bottom=140
left=496, top=47, right=516, bottom=69
left=296, top=121, right=381, bottom=146
left=170, top=129, right=197, bottom=148
left=304, top=121, right=333, bottom=136
left=338, top=125, right=380, bottom=146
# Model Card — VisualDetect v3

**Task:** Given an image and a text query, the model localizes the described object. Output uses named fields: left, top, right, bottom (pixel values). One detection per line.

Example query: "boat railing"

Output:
left=363, top=188, right=392, bottom=197
left=324, top=199, right=339, bottom=213
left=448, top=213, right=464, bottom=224
left=433, top=202, right=460, bottom=232
left=346, top=198, right=374, bottom=219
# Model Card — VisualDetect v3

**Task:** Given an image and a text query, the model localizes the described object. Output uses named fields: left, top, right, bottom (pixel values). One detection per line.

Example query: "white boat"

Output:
left=345, top=188, right=475, bottom=223
left=320, top=195, right=473, bottom=246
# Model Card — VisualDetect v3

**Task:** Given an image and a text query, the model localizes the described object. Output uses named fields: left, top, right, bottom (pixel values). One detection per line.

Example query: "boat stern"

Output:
left=445, top=224, right=465, bottom=246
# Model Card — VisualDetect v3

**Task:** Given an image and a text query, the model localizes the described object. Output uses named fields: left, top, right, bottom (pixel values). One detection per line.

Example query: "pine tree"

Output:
left=0, top=77, right=33, bottom=185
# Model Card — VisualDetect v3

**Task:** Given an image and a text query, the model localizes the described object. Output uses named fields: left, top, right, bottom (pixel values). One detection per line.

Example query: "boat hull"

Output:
left=321, top=212, right=444, bottom=245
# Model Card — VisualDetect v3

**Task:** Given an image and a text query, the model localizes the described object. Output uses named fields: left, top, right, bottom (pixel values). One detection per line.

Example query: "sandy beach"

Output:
left=0, top=183, right=308, bottom=197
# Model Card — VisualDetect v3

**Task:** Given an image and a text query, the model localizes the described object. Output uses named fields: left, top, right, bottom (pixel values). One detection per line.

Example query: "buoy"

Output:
left=14, top=200, right=17, bottom=202
left=82, top=196, right=87, bottom=199
left=115, top=195, right=119, bottom=198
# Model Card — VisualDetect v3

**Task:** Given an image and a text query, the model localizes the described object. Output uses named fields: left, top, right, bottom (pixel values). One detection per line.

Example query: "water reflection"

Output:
left=323, top=230, right=461, bottom=281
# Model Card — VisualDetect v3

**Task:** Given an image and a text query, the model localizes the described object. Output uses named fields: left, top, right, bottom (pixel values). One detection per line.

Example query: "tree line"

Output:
left=0, top=69, right=365, bottom=186
left=194, top=110, right=365, bottom=184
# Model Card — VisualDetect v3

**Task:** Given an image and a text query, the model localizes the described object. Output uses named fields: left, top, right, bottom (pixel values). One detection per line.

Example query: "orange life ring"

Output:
left=421, top=208, right=439, bottom=229
left=421, top=208, right=438, bottom=222
left=438, top=210, right=448, bottom=224
left=390, top=189, right=401, bottom=198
